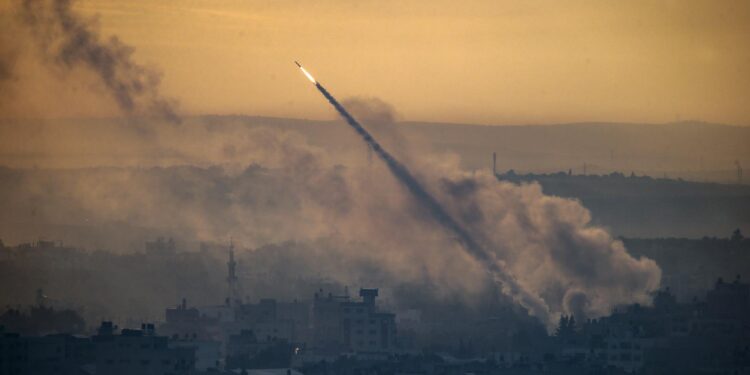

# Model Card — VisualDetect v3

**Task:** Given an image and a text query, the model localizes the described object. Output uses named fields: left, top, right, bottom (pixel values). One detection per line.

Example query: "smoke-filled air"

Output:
left=303, top=67, right=660, bottom=326
left=0, top=1, right=665, bottom=332
left=15, top=2, right=750, bottom=374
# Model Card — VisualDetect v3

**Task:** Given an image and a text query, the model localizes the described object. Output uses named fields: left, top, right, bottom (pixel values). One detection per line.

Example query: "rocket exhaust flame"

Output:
left=301, top=67, right=316, bottom=83
left=294, top=61, right=551, bottom=322
left=295, top=61, right=317, bottom=83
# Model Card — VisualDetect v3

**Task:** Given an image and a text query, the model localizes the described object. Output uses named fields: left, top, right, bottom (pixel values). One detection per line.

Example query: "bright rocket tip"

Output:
left=295, top=61, right=317, bottom=84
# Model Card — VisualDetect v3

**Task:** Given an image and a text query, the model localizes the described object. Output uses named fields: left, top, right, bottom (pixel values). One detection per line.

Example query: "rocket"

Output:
left=292, top=59, right=485, bottom=259
left=294, top=60, right=379, bottom=149
left=295, top=61, right=317, bottom=84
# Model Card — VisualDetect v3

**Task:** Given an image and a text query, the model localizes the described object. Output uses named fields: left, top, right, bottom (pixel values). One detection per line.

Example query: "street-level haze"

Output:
left=1, top=0, right=750, bottom=125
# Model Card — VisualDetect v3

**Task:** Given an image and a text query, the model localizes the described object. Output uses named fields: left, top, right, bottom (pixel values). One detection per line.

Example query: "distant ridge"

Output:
left=1, top=115, right=748, bottom=184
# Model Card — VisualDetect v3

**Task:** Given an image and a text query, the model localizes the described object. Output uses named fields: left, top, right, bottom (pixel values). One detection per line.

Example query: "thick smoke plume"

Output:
left=313, top=81, right=552, bottom=322
left=0, top=114, right=662, bottom=328
left=0, top=1, right=661, bottom=329
left=12, top=0, right=179, bottom=123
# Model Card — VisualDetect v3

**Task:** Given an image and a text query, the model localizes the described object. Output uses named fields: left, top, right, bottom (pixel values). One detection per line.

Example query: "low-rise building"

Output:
left=92, top=321, right=195, bottom=375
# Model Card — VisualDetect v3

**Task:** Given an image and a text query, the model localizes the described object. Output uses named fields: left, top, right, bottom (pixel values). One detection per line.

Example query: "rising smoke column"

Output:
left=16, top=0, right=180, bottom=123
left=296, top=62, right=552, bottom=322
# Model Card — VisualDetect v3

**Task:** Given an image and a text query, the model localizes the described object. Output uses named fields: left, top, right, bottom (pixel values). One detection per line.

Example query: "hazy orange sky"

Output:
left=3, top=0, right=750, bottom=125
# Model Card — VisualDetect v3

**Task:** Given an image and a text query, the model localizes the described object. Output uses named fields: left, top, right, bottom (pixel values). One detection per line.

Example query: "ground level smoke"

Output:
left=312, top=81, right=552, bottom=323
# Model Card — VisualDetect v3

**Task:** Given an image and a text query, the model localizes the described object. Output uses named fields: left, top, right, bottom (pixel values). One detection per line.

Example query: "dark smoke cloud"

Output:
left=341, top=97, right=397, bottom=126
left=0, top=114, right=662, bottom=329
left=340, top=96, right=416, bottom=163
left=316, top=81, right=564, bottom=324
left=0, top=47, right=15, bottom=83
left=309, top=80, right=661, bottom=327
left=0, top=14, right=21, bottom=94
left=0, top=14, right=662, bottom=327
left=15, top=0, right=180, bottom=123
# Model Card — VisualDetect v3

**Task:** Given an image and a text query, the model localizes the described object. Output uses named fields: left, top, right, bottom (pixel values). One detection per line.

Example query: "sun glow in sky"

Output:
left=3, top=0, right=750, bottom=125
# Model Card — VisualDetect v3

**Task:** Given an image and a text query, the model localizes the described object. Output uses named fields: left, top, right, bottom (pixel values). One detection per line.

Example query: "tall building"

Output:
left=311, top=288, right=397, bottom=356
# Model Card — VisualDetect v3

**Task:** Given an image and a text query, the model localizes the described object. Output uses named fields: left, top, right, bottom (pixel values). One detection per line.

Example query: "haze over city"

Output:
left=0, top=1, right=749, bottom=374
